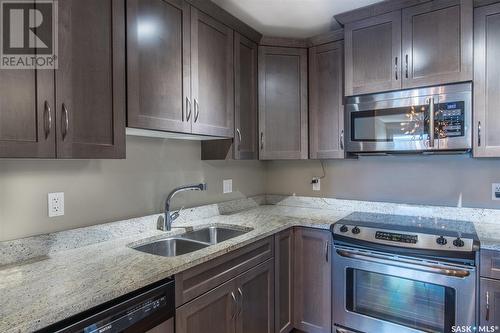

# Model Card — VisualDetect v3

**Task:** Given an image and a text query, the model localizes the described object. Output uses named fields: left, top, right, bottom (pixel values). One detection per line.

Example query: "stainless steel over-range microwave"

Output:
left=345, top=83, right=472, bottom=154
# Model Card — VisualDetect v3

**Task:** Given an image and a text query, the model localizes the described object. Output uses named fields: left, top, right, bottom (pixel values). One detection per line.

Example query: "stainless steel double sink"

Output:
left=132, top=226, right=251, bottom=257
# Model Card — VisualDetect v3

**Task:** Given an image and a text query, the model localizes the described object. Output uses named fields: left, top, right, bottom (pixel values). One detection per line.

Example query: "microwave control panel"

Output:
left=438, top=101, right=465, bottom=138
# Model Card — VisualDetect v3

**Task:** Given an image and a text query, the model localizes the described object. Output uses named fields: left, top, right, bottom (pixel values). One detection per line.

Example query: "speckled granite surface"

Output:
left=2, top=195, right=500, bottom=332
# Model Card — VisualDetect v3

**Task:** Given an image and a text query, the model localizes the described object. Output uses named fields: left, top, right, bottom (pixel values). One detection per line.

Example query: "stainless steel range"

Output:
left=331, top=212, right=480, bottom=333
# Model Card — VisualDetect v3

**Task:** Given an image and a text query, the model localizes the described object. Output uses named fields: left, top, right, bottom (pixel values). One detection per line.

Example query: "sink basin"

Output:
left=180, top=226, right=249, bottom=244
left=133, top=238, right=209, bottom=257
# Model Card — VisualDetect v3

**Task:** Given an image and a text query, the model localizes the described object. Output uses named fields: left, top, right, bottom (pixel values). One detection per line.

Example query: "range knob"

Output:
left=352, top=226, right=361, bottom=235
left=453, top=238, right=465, bottom=248
left=436, top=236, right=447, bottom=246
left=340, top=225, right=349, bottom=233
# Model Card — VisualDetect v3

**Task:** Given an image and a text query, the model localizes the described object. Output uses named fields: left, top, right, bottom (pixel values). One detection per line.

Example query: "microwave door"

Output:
left=347, top=96, right=436, bottom=153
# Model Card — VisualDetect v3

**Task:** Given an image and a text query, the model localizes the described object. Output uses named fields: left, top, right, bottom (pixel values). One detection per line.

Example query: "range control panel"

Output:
left=375, top=231, right=418, bottom=244
left=332, top=223, right=475, bottom=252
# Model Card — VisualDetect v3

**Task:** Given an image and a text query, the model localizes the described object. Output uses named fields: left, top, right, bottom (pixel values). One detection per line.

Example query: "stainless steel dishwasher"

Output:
left=37, top=278, right=175, bottom=333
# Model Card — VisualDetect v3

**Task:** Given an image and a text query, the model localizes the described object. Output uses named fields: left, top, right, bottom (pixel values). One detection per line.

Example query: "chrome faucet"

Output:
left=158, top=183, right=208, bottom=231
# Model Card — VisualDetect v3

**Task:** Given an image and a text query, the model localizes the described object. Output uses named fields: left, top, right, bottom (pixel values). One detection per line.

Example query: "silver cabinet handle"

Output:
left=237, top=287, right=243, bottom=316
left=231, top=292, right=237, bottom=319
left=185, top=97, right=192, bottom=122
left=486, top=291, right=490, bottom=321
left=236, top=128, right=242, bottom=151
left=325, top=241, right=329, bottom=262
left=340, top=130, right=344, bottom=151
left=478, top=121, right=482, bottom=147
left=194, top=98, right=200, bottom=123
left=394, top=56, right=398, bottom=81
left=260, top=132, right=264, bottom=150
left=62, top=103, right=69, bottom=140
left=405, top=54, right=409, bottom=79
left=428, top=97, right=435, bottom=148
left=44, top=101, right=52, bottom=139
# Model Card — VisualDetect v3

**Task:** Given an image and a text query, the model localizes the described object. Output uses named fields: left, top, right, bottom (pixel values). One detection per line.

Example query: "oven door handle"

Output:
left=336, top=249, right=471, bottom=278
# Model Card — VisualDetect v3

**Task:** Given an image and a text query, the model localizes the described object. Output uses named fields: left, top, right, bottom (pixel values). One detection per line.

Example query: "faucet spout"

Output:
left=159, top=183, right=208, bottom=231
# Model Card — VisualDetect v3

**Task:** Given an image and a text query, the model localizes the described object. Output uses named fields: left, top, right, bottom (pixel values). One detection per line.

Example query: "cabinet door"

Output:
left=309, top=41, right=345, bottom=160
left=191, top=8, right=234, bottom=138
left=258, top=46, right=308, bottom=160
left=127, top=0, right=191, bottom=134
left=474, top=3, right=500, bottom=157
left=480, top=278, right=500, bottom=326
left=345, top=11, right=402, bottom=96
left=176, top=278, right=237, bottom=333
left=56, top=0, right=126, bottom=159
left=293, top=228, right=332, bottom=333
left=237, top=260, right=274, bottom=333
left=275, top=229, right=294, bottom=333
left=402, top=0, right=473, bottom=89
left=234, top=32, right=258, bottom=160
left=0, top=66, right=55, bottom=158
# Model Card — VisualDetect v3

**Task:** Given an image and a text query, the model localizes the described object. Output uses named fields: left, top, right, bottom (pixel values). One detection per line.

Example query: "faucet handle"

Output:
left=170, top=206, right=185, bottom=222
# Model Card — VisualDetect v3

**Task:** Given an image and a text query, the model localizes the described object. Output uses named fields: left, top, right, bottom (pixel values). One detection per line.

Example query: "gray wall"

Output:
left=0, top=136, right=266, bottom=241
left=266, top=155, right=500, bottom=210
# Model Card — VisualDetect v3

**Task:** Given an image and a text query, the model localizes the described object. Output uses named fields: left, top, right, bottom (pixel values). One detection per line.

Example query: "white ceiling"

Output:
left=211, top=0, right=385, bottom=38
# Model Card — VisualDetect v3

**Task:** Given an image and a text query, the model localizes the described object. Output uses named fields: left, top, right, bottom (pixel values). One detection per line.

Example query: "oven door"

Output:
left=333, top=245, right=476, bottom=333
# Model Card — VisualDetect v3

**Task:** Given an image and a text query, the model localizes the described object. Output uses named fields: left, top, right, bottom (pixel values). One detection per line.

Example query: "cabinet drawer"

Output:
left=175, top=237, right=274, bottom=306
left=481, top=249, right=500, bottom=279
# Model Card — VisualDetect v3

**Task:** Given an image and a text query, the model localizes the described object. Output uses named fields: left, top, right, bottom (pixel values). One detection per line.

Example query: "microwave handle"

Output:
left=428, top=97, right=435, bottom=148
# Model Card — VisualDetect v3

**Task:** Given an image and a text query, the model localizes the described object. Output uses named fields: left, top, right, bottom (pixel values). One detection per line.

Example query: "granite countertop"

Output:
left=2, top=195, right=500, bottom=332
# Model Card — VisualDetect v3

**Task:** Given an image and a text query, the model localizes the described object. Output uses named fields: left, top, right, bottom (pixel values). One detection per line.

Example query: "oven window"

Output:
left=351, top=106, right=429, bottom=142
left=346, top=269, right=455, bottom=333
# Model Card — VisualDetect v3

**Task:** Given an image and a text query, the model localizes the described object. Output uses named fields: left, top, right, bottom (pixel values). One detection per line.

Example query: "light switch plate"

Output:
left=493, top=184, right=500, bottom=201
left=223, top=179, right=233, bottom=194
left=48, top=192, right=64, bottom=217
left=313, top=178, right=321, bottom=191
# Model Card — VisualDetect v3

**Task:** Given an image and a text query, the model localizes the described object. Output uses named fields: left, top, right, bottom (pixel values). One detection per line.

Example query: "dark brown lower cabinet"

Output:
left=238, top=260, right=275, bottom=333
left=176, top=277, right=236, bottom=333
left=293, top=228, right=332, bottom=333
left=176, top=260, right=274, bottom=333
left=145, top=318, right=175, bottom=333
left=275, top=229, right=294, bottom=333
left=480, top=278, right=500, bottom=326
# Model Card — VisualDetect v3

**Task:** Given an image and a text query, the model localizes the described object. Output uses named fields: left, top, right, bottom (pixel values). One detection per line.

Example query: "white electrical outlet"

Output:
left=493, top=184, right=500, bottom=201
left=312, top=178, right=321, bottom=191
left=223, top=179, right=233, bottom=194
left=48, top=192, right=64, bottom=217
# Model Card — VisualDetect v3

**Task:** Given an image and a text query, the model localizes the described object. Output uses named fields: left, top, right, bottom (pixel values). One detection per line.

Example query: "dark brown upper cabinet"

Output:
left=402, top=0, right=473, bottom=89
left=127, top=0, right=191, bottom=134
left=258, top=46, right=308, bottom=160
left=127, top=3, right=234, bottom=139
left=309, top=40, right=345, bottom=159
left=190, top=8, right=234, bottom=138
left=56, top=0, right=126, bottom=159
left=345, top=11, right=402, bottom=96
left=0, top=0, right=125, bottom=159
left=234, top=33, right=258, bottom=160
left=473, top=2, right=500, bottom=157
left=0, top=62, right=55, bottom=158
left=345, top=0, right=473, bottom=96
left=200, top=31, right=257, bottom=160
